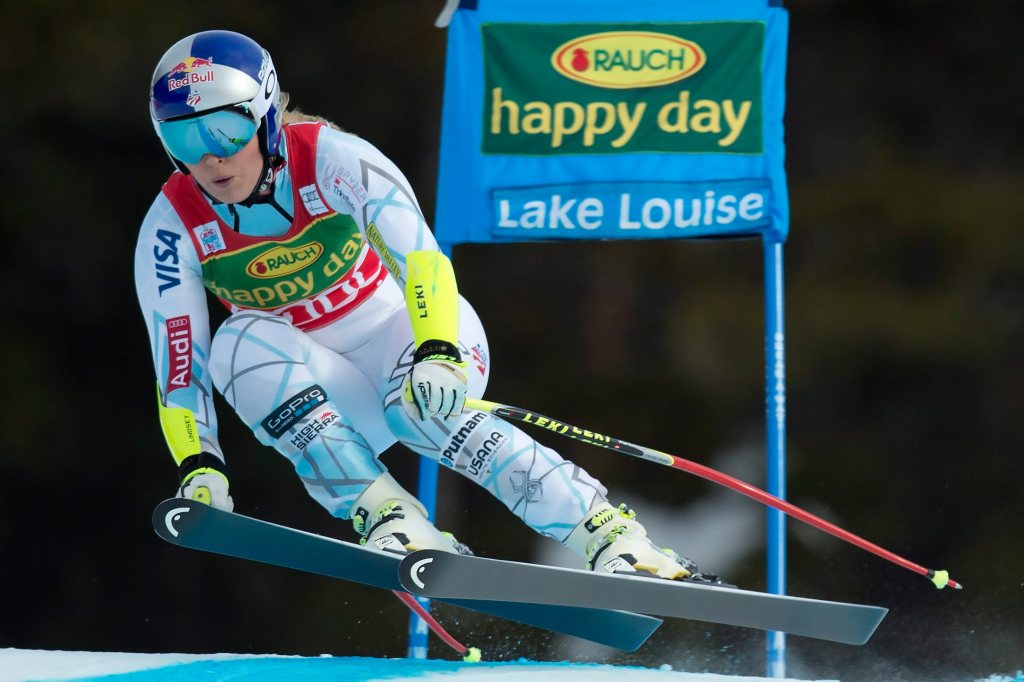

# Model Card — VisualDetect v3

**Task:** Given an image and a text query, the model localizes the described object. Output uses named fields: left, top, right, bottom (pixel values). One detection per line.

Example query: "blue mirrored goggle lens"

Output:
left=158, top=108, right=259, bottom=164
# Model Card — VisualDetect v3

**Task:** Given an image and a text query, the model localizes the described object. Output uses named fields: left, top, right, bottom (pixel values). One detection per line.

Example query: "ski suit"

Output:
left=134, top=121, right=607, bottom=540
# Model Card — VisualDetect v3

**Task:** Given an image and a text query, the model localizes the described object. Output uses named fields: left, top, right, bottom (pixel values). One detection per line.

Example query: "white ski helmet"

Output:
left=150, top=30, right=283, bottom=175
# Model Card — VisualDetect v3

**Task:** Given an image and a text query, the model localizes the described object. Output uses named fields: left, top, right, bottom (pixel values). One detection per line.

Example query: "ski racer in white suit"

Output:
left=135, top=30, right=703, bottom=580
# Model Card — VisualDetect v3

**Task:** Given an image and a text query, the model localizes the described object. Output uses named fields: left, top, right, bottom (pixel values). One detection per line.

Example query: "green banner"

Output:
left=483, top=22, right=764, bottom=155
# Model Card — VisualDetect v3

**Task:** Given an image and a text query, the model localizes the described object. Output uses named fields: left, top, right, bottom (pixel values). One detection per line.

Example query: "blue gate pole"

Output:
left=407, top=242, right=454, bottom=658
left=764, top=240, right=787, bottom=677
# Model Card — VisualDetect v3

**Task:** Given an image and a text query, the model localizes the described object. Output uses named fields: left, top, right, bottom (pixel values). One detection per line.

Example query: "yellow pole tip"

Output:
left=463, top=647, right=482, bottom=663
left=930, top=569, right=950, bottom=589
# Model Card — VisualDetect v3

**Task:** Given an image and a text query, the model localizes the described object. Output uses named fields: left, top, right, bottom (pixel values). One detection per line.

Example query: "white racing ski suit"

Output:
left=134, top=122, right=607, bottom=540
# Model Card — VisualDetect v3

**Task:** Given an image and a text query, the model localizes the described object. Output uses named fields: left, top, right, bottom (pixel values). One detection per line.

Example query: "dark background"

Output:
left=2, top=2, right=1022, bottom=681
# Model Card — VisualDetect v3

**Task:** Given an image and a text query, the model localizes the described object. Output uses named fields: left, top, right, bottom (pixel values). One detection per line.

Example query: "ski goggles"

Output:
left=157, top=103, right=260, bottom=164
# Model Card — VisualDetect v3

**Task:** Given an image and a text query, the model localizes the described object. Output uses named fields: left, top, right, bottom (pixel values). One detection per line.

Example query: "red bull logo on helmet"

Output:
left=167, top=57, right=215, bottom=91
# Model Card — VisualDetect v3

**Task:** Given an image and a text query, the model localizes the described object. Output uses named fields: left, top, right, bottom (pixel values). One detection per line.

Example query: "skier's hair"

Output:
left=280, top=92, right=344, bottom=132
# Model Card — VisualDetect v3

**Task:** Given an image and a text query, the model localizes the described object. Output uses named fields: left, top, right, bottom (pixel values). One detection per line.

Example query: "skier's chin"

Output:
left=200, top=176, right=251, bottom=204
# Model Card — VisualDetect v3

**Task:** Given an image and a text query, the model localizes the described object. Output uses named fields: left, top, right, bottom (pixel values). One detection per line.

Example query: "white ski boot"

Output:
left=565, top=501, right=698, bottom=580
left=351, top=473, right=470, bottom=556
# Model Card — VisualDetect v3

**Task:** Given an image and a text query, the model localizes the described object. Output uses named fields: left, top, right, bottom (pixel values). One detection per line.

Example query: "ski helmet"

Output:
left=150, top=30, right=282, bottom=174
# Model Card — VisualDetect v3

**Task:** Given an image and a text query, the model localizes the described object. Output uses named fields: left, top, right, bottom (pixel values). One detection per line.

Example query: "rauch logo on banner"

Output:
left=483, top=21, right=764, bottom=155
left=550, top=32, right=707, bottom=89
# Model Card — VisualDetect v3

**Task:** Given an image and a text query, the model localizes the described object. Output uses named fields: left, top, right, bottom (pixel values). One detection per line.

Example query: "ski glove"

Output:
left=177, top=452, right=234, bottom=512
left=402, top=340, right=468, bottom=421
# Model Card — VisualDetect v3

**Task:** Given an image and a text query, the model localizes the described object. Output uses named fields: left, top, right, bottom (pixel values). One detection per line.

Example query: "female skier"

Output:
left=136, top=29, right=703, bottom=581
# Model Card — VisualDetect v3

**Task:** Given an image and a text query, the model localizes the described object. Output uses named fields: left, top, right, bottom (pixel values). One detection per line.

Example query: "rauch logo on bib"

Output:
left=246, top=243, right=324, bottom=279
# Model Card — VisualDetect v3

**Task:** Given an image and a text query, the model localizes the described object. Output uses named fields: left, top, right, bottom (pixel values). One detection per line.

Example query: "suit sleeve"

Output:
left=134, top=192, right=223, bottom=464
left=311, top=127, right=442, bottom=287
left=311, top=128, right=460, bottom=349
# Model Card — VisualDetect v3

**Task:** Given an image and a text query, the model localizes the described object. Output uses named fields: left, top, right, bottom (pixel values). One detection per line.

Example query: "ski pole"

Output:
left=466, top=397, right=961, bottom=591
left=392, top=590, right=482, bottom=662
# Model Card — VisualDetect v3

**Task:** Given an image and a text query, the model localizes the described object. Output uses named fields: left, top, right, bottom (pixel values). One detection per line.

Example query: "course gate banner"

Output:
left=434, top=0, right=789, bottom=244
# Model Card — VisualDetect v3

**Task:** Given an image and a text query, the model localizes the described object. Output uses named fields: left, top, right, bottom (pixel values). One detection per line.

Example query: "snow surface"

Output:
left=0, top=649, right=831, bottom=682
left=1, top=649, right=1021, bottom=682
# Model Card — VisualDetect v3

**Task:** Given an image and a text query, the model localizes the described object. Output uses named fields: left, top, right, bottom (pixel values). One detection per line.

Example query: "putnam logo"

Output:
left=551, top=32, right=706, bottom=89
left=246, top=243, right=324, bottom=279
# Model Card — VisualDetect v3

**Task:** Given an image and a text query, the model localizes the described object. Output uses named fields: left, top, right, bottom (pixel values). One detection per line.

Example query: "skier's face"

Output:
left=183, top=136, right=265, bottom=205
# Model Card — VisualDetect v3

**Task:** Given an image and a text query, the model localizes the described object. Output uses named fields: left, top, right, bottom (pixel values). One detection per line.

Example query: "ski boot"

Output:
left=565, top=501, right=722, bottom=584
left=351, top=473, right=471, bottom=556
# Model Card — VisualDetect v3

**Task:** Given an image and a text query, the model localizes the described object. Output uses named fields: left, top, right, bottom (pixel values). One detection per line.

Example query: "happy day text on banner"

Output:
left=433, top=0, right=789, bottom=245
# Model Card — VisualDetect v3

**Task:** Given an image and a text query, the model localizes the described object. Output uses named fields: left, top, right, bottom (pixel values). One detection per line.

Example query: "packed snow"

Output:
left=1, top=649, right=1020, bottom=682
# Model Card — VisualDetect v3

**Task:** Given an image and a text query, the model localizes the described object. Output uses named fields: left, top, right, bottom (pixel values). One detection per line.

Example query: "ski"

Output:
left=398, top=550, right=889, bottom=646
left=153, top=499, right=661, bottom=650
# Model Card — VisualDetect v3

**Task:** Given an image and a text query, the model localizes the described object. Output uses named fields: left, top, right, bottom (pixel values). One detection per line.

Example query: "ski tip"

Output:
left=462, top=646, right=482, bottom=663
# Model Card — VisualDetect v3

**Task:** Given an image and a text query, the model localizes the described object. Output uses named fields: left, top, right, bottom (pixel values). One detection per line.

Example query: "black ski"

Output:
left=398, top=550, right=888, bottom=646
left=153, top=499, right=661, bottom=650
